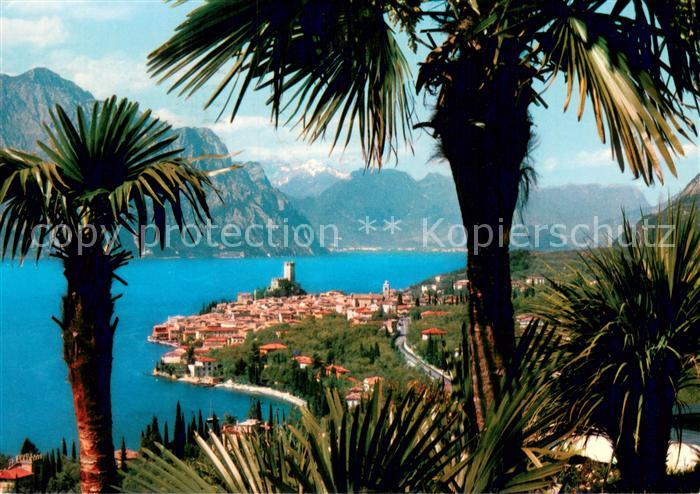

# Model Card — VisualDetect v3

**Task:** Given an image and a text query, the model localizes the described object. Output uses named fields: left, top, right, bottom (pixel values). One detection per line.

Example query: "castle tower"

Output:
left=383, top=280, right=390, bottom=298
left=284, top=261, right=295, bottom=282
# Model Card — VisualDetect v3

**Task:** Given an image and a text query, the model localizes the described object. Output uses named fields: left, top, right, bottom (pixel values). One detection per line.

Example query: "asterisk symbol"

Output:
left=358, top=216, right=377, bottom=234
left=383, top=216, right=402, bottom=234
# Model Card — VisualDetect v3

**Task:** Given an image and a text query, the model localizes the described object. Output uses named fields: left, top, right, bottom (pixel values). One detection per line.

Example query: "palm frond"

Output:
left=147, top=0, right=413, bottom=166
left=540, top=10, right=695, bottom=185
left=124, top=445, right=223, bottom=493
left=0, top=149, right=67, bottom=260
left=536, top=202, right=700, bottom=452
left=448, top=319, right=572, bottom=492
left=1, top=96, right=217, bottom=258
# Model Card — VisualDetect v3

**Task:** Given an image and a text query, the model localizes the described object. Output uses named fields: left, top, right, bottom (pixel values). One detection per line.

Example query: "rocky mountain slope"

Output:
left=0, top=68, right=320, bottom=257
left=640, top=172, right=700, bottom=227
left=262, top=159, right=350, bottom=198
left=293, top=170, right=651, bottom=250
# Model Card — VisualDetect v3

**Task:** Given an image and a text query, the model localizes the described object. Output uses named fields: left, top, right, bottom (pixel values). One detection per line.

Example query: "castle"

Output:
left=270, top=261, right=295, bottom=290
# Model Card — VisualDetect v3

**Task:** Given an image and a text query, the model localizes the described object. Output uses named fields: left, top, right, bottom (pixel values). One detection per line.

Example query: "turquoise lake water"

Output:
left=0, top=253, right=464, bottom=453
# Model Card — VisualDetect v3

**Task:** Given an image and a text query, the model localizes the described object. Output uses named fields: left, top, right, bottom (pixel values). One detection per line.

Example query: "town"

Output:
left=150, top=262, right=414, bottom=381
left=152, top=261, right=499, bottom=370
left=147, top=261, right=547, bottom=383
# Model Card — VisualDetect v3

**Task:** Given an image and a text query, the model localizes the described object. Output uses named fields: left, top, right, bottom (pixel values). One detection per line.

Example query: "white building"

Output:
left=188, top=356, right=219, bottom=379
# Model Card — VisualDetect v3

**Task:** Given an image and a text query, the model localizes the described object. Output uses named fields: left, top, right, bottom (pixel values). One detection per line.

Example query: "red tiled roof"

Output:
left=293, top=355, right=313, bottom=365
left=421, top=310, right=448, bottom=317
left=260, top=343, right=288, bottom=351
left=196, top=356, right=218, bottom=363
left=0, top=467, right=33, bottom=480
left=421, top=327, right=447, bottom=335
left=326, top=364, right=350, bottom=374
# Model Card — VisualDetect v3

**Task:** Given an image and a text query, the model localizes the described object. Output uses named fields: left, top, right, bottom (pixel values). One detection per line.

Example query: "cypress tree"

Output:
left=40, top=455, right=50, bottom=491
left=71, top=441, right=76, bottom=461
left=173, top=402, right=185, bottom=459
left=211, top=412, right=220, bottom=436
left=151, top=416, right=163, bottom=445
left=163, top=421, right=169, bottom=449
left=268, top=403, right=274, bottom=426
left=120, top=437, right=128, bottom=472
left=140, top=425, right=151, bottom=451
left=20, top=437, right=39, bottom=455
left=55, top=450, right=63, bottom=473
left=60, top=438, right=67, bottom=457
left=197, top=410, right=205, bottom=437
left=49, top=450, right=56, bottom=478
left=189, top=415, right=197, bottom=444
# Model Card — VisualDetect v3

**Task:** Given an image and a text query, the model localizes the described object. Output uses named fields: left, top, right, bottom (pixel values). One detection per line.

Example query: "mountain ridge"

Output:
left=0, top=68, right=321, bottom=257
left=292, top=169, right=653, bottom=250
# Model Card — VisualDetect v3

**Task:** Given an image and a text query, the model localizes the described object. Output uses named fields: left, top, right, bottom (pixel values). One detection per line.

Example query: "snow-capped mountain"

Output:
left=263, top=159, right=351, bottom=198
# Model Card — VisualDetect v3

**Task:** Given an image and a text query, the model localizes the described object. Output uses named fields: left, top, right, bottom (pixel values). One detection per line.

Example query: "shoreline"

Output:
left=216, top=380, right=307, bottom=408
left=152, top=371, right=306, bottom=408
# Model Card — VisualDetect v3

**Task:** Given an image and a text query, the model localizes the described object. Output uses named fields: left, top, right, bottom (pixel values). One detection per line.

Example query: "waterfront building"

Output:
left=0, top=467, right=33, bottom=493
left=188, top=356, right=220, bottom=381
left=325, top=364, right=350, bottom=377
left=526, top=275, right=546, bottom=285
left=161, top=348, right=186, bottom=364
left=453, top=279, right=469, bottom=290
left=345, top=392, right=362, bottom=408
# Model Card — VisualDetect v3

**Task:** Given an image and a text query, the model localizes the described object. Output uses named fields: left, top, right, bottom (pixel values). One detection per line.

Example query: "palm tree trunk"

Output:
left=60, top=249, right=117, bottom=493
left=433, top=45, right=533, bottom=428
left=454, top=164, right=521, bottom=428
left=614, top=379, right=674, bottom=491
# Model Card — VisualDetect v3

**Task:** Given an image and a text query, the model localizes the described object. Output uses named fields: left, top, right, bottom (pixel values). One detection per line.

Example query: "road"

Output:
left=395, top=317, right=452, bottom=389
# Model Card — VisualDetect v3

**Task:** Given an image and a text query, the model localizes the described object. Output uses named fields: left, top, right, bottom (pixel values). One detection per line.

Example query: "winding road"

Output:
left=395, top=317, right=452, bottom=390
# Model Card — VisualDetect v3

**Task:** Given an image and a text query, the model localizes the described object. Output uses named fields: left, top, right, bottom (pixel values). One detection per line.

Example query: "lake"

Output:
left=0, top=252, right=464, bottom=452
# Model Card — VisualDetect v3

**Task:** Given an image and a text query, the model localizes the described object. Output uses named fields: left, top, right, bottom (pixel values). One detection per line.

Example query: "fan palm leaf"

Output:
left=148, top=0, right=413, bottom=166
left=0, top=96, right=215, bottom=258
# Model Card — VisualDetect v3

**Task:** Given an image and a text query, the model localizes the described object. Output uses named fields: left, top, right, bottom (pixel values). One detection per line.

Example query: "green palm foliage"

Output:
left=0, top=96, right=215, bottom=491
left=0, top=96, right=213, bottom=258
left=536, top=205, right=700, bottom=491
left=126, top=321, right=572, bottom=493
left=148, top=0, right=413, bottom=165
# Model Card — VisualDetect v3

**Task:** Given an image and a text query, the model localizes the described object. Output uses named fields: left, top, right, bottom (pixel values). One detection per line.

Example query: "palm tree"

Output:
left=148, top=0, right=698, bottom=423
left=0, top=97, right=214, bottom=492
left=536, top=206, right=700, bottom=491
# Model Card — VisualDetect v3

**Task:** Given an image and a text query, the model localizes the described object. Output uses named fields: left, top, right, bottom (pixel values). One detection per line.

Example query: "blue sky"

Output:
left=1, top=0, right=697, bottom=205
